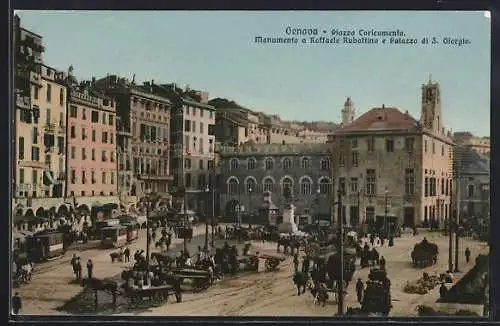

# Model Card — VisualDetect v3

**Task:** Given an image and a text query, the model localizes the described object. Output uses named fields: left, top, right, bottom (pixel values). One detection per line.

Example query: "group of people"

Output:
left=13, top=259, right=33, bottom=285
left=70, top=254, right=94, bottom=281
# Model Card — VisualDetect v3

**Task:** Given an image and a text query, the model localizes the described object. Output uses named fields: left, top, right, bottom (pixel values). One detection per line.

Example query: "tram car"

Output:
left=95, top=218, right=121, bottom=235
left=25, top=231, right=66, bottom=262
left=121, top=222, right=140, bottom=243
left=100, top=225, right=128, bottom=248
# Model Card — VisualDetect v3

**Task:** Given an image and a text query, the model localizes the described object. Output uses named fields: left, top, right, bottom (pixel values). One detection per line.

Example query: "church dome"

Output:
left=344, top=97, right=354, bottom=107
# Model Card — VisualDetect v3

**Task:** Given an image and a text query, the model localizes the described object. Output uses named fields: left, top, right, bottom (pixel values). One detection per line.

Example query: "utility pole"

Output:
left=384, top=187, right=389, bottom=238
left=204, top=185, right=209, bottom=249
left=211, top=177, right=215, bottom=247
left=448, top=177, right=454, bottom=272
left=357, top=190, right=361, bottom=235
left=336, top=188, right=345, bottom=315
left=454, top=174, right=461, bottom=273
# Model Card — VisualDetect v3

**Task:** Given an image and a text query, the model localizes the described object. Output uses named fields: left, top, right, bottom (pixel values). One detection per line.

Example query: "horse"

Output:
left=292, top=271, right=310, bottom=296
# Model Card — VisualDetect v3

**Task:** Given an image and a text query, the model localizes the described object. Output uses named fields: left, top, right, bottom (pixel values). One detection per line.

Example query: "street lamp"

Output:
left=384, top=186, right=389, bottom=238
left=248, top=186, right=253, bottom=228
left=316, top=187, right=321, bottom=234
left=357, top=190, right=361, bottom=235
left=144, top=188, right=152, bottom=285
left=336, top=187, right=346, bottom=315
left=204, top=185, right=210, bottom=250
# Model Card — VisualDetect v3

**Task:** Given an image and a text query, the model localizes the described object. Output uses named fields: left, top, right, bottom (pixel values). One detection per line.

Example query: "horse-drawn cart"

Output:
left=236, top=255, right=260, bottom=272
left=170, top=268, right=213, bottom=291
left=124, top=284, right=173, bottom=306
left=260, top=253, right=286, bottom=272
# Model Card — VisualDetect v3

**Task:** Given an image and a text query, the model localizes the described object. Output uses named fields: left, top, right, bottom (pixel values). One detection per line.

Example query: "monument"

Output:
left=278, top=185, right=299, bottom=233
left=259, top=191, right=278, bottom=225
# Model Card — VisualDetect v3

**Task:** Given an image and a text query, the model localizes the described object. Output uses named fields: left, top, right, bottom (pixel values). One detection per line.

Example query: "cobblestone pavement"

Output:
left=17, top=228, right=488, bottom=317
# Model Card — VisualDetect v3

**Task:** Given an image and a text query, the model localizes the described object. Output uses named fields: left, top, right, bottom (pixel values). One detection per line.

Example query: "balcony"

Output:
left=16, top=95, right=30, bottom=109
left=117, top=129, right=132, bottom=137
left=19, top=160, right=48, bottom=169
left=137, top=173, right=174, bottom=181
left=44, top=123, right=57, bottom=134
left=29, top=71, right=43, bottom=87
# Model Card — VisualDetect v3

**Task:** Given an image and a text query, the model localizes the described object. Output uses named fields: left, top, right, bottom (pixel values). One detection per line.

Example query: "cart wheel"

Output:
left=152, top=291, right=162, bottom=303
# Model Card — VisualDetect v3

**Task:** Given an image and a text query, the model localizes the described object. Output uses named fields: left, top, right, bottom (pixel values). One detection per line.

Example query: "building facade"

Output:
left=218, top=143, right=333, bottom=222
left=453, top=132, right=490, bottom=156
left=328, top=80, right=453, bottom=228
left=66, top=72, right=118, bottom=198
left=94, top=76, right=172, bottom=198
left=453, top=146, right=490, bottom=220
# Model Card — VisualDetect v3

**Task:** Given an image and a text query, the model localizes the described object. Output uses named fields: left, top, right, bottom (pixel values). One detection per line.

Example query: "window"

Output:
left=70, top=169, right=76, bottom=184
left=110, top=133, right=114, bottom=144
left=45, top=108, right=51, bottom=125
left=227, top=178, right=239, bottom=194
left=366, top=169, right=376, bottom=195
left=320, top=159, right=330, bottom=170
left=32, top=127, right=38, bottom=144
left=445, top=179, right=449, bottom=196
left=281, top=177, right=293, bottom=196
left=339, top=178, right=346, bottom=194
left=425, top=177, right=429, bottom=197
left=102, top=172, right=107, bottom=184
left=441, top=145, right=445, bottom=156
left=367, top=138, right=375, bottom=152
left=385, top=139, right=394, bottom=152
left=265, top=158, right=274, bottom=170
left=319, top=178, right=330, bottom=194
left=111, top=151, right=115, bottom=162
left=283, top=158, right=292, bottom=169
left=69, top=105, right=77, bottom=118
left=467, top=184, right=475, bottom=197
left=91, top=111, right=99, bottom=123
left=208, top=160, right=214, bottom=171
left=59, top=88, right=64, bottom=106
left=82, top=148, right=87, bottom=160
left=351, top=139, right=358, bottom=149
left=351, top=151, right=359, bottom=166
left=339, top=153, right=345, bottom=167
left=46, top=84, right=52, bottom=102
left=109, top=114, right=114, bottom=126
left=101, top=150, right=107, bottom=162
left=263, top=178, right=274, bottom=192
left=230, top=158, right=239, bottom=170
left=300, top=178, right=312, bottom=195
left=405, top=169, right=415, bottom=195
left=199, top=137, right=204, bottom=153
left=18, top=137, right=24, bottom=160
left=91, top=170, right=96, bottom=184
left=441, top=178, right=445, bottom=195
left=185, top=135, right=190, bottom=152
left=301, top=157, right=310, bottom=169
left=432, top=141, right=435, bottom=154
left=81, top=171, right=86, bottom=184
left=200, top=122, right=204, bottom=133
left=19, top=169, right=24, bottom=184
left=82, top=108, right=87, bottom=120
left=81, top=127, right=86, bottom=140
left=192, top=121, right=196, bottom=133
left=102, top=131, right=108, bottom=143
left=184, top=120, right=191, bottom=132
left=405, top=137, right=414, bottom=152
left=92, top=129, right=96, bottom=142
left=110, top=172, right=115, bottom=184
left=247, top=158, right=256, bottom=170
left=71, top=146, right=76, bottom=159
left=246, top=179, right=257, bottom=194
left=200, top=109, right=204, bottom=117
left=366, top=206, right=375, bottom=223
left=424, top=140, right=428, bottom=152
left=350, top=178, right=358, bottom=193
left=33, top=86, right=39, bottom=100
left=102, top=112, right=107, bottom=124
left=199, top=159, right=204, bottom=170
left=70, top=126, right=76, bottom=138
left=91, top=149, right=95, bottom=161
left=184, top=158, right=192, bottom=169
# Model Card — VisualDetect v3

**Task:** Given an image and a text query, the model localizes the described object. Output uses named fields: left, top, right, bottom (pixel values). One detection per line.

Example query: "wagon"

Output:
left=259, top=253, right=286, bottom=272
left=170, top=268, right=213, bottom=291
left=125, top=284, right=173, bottom=306
left=235, top=255, right=259, bottom=272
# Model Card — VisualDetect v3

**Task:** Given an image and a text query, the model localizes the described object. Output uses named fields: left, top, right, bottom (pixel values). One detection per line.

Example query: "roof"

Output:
left=439, top=254, right=489, bottom=304
left=333, top=107, right=419, bottom=134
left=453, top=146, right=490, bottom=175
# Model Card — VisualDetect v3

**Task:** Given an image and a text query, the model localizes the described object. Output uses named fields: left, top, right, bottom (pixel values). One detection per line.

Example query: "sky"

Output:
left=15, top=11, right=491, bottom=136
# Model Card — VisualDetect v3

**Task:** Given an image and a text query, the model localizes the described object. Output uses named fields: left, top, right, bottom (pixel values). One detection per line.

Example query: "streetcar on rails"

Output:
left=121, top=222, right=140, bottom=243
left=100, top=225, right=128, bottom=248
left=25, top=230, right=66, bottom=262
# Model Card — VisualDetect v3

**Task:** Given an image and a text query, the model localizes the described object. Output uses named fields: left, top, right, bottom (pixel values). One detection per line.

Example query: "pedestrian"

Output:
left=75, top=258, right=82, bottom=280
left=152, top=230, right=156, bottom=243
left=124, top=247, right=130, bottom=262
left=293, top=253, right=299, bottom=272
left=12, top=292, right=22, bottom=315
left=379, top=256, right=386, bottom=269
left=173, top=278, right=182, bottom=303
left=439, top=282, right=448, bottom=299
left=465, top=247, right=471, bottom=263
left=356, top=278, right=364, bottom=304
left=86, top=259, right=94, bottom=279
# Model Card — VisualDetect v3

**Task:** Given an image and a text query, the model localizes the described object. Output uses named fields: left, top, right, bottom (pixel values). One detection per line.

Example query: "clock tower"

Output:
left=421, top=76, right=443, bottom=134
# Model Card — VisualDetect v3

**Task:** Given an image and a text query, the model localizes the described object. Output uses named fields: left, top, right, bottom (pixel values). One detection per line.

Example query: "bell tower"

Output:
left=341, top=97, right=356, bottom=126
left=421, top=76, right=443, bottom=134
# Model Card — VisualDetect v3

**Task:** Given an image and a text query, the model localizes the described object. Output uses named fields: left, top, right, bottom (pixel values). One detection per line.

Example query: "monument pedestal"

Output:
left=278, top=204, right=298, bottom=233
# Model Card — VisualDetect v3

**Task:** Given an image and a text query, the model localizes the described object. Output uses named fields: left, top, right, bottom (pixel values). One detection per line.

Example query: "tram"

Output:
left=25, top=231, right=66, bottom=262
left=122, top=222, right=140, bottom=243
left=100, top=225, right=128, bottom=248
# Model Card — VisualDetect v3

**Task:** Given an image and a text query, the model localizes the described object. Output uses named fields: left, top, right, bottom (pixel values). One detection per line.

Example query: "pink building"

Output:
left=66, top=76, right=117, bottom=198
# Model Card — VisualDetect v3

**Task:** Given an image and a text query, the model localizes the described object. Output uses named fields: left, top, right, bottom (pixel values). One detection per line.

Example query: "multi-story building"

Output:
left=66, top=71, right=118, bottom=199
left=212, top=97, right=339, bottom=146
left=218, top=143, right=333, bottom=223
left=152, top=84, right=216, bottom=211
left=328, top=80, right=453, bottom=228
left=453, top=146, right=490, bottom=220
left=453, top=132, right=490, bottom=156
left=94, top=76, right=172, bottom=198
left=13, top=18, right=67, bottom=205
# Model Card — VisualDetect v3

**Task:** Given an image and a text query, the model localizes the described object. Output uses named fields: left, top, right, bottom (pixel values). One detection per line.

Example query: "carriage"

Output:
left=25, top=230, right=66, bottom=262
left=124, top=284, right=173, bottom=306
left=411, top=239, right=439, bottom=267
left=361, top=268, right=392, bottom=315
